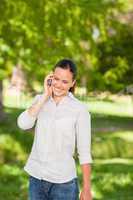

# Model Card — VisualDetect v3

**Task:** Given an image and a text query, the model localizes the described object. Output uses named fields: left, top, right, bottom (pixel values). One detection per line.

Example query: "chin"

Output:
left=53, top=90, right=68, bottom=97
left=53, top=91, right=63, bottom=97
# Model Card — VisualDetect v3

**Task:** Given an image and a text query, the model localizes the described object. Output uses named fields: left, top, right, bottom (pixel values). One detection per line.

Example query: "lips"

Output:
left=53, top=88, right=62, bottom=93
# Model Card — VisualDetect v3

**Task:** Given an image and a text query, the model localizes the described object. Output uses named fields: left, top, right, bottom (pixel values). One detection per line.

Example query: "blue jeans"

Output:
left=29, top=176, right=79, bottom=200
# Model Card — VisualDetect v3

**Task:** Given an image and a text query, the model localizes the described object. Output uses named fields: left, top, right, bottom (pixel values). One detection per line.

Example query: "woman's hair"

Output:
left=53, top=58, right=77, bottom=93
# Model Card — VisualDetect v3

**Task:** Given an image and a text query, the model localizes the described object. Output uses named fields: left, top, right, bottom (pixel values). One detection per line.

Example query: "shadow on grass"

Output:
left=2, top=106, right=133, bottom=146
left=1, top=106, right=133, bottom=161
left=1, top=106, right=133, bottom=164
left=92, top=113, right=133, bottom=132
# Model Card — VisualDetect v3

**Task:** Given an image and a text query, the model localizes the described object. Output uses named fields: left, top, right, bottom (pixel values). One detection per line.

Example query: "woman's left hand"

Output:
left=79, top=187, right=92, bottom=200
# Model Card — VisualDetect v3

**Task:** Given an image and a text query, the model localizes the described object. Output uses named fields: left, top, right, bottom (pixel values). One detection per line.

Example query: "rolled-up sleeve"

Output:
left=17, top=95, right=40, bottom=130
left=76, top=106, right=93, bottom=164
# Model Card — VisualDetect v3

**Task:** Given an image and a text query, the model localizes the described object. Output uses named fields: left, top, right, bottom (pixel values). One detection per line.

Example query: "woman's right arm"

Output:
left=17, top=74, right=53, bottom=130
left=17, top=94, right=49, bottom=130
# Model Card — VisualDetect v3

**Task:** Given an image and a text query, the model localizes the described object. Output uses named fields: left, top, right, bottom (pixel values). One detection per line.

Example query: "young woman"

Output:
left=17, top=59, right=93, bottom=200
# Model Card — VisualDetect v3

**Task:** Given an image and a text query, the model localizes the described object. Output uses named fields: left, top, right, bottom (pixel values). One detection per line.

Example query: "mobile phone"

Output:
left=47, top=79, right=52, bottom=86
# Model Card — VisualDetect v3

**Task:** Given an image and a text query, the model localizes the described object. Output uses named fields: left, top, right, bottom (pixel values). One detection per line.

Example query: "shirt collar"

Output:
left=68, top=91, right=75, bottom=99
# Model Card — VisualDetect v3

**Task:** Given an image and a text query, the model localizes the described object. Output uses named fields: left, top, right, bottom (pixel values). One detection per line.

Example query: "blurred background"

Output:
left=0, top=0, right=133, bottom=199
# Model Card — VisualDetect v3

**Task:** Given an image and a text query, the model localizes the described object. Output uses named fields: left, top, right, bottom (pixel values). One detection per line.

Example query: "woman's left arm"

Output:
left=80, top=163, right=92, bottom=200
left=75, top=107, right=93, bottom=200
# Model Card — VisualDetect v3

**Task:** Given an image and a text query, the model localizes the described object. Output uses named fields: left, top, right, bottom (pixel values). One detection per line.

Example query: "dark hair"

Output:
left=53, top=59, right=77, bottom=93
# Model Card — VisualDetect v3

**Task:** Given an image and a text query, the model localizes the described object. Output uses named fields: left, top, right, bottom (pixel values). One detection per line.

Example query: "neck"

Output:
left=52, top=94, right=67, bottom=104
left=52, top=93, right=65, bottom=104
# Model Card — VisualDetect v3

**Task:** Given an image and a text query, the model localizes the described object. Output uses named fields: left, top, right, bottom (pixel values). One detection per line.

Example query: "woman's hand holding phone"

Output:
left=43, top=74, right=53, bottom=98
left=27, top=73, right=53, bottom=117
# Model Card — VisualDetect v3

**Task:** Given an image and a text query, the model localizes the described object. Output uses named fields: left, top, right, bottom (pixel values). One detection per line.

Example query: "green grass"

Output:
left=1, top=95, right=133, bottom=200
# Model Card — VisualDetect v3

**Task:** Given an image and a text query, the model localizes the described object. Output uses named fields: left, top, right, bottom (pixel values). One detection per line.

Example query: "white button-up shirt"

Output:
left=17, top=92, right=92, bottom=183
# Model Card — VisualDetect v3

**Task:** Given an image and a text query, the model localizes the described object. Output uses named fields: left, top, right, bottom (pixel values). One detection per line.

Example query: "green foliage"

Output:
left=94, top=20, right=133, bottom=91
left=0, top=0, right=132, bottom=91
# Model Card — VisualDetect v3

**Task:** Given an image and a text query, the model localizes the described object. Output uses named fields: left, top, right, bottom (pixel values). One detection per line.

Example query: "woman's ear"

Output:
left=69, top=80, right=76, bottom=93
left=72, top=79, right=76, bottom=87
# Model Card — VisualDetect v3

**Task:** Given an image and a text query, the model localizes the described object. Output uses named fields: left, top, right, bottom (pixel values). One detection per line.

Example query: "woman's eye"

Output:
left=63, top=81, right=68, bottom=84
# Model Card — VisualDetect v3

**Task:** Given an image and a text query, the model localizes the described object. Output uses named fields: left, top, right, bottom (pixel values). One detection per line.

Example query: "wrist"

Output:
left=42, top=93, right=49, bottom=101
left=83, top=185, right=91, bottom=191
left=83, top=182, right=91, bottom=189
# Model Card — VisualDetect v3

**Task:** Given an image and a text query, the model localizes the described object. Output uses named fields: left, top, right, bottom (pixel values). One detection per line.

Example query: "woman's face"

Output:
left=52, top=67, right=75, bottom=98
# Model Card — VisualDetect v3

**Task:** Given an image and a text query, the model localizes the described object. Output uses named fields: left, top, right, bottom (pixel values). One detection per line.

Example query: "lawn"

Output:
left=1, top=94, right=133, bottom=200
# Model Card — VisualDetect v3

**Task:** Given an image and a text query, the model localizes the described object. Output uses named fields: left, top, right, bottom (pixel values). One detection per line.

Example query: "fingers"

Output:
left=43, top=73, right=54, bottom=97
left=45, top=73, right=54, bottom=82
left=44, top=73, right=54, bottom=88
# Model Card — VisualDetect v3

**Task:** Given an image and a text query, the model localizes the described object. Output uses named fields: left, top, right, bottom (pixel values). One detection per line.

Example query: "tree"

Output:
left=0, top=0, right=132, bottom=118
